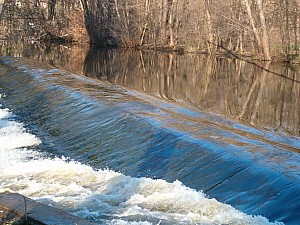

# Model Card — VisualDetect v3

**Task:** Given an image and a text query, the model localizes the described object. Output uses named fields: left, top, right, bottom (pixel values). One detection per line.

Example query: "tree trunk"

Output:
left=256, top=0, right=271, bottom=60
left=284, top=0, right=291, bottom=54
left=205, top=0, right=214, bottom=54
left=0, top=0, right=5, bottom=21
left=293, top=0, right=300, bottom=54
left=48, top=0, right=56, bottom=20
left=167, top=0, right=176, bottom=48
left=242, top=0, right=271, bottom=60
left=242, top=0, right=262, bottom=52
left=80, top=0, right=99, bottom=44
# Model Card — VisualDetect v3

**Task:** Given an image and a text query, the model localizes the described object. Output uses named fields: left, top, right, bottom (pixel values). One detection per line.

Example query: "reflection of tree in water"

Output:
left=0, top=41, right=298, bottom=136
left=83, top=48, right=300, bottom=136
left=0, top=41, right=88, bottom=73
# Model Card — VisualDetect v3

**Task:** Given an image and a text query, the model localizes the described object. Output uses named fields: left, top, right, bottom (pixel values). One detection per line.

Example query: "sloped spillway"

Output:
left=0, top=57, right=299, bottom=225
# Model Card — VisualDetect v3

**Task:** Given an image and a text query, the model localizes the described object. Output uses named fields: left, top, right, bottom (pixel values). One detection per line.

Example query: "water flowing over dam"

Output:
left=0, top=54, right=299, bottom=225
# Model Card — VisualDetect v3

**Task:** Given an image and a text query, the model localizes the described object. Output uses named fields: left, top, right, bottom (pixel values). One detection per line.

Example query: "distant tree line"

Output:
left=79, top=0, right=300, bottom=60
left=0, top=0, right=87, bottom=43
left=1, top=0, right=300, bottom=60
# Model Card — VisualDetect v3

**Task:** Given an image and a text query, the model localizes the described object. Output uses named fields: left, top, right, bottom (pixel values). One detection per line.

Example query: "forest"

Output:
left=1, top=0, right=300, bottom=61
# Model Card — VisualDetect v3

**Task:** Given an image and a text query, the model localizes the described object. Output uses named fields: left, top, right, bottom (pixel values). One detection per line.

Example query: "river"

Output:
left=0, top=42, right=299, bottom=225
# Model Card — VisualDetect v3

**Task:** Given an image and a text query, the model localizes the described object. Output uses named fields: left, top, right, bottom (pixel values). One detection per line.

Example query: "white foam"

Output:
left=0, top=107, right=283, bottom=225
left=0, top=107, right=10, bottom=120
left=0, top=108, right=41, bottom=151
left=0, top=93, right=6, bottom=99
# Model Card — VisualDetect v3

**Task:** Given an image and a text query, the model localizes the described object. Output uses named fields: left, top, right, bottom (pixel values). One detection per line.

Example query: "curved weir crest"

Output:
left=0, top=57, right=299, bottom=224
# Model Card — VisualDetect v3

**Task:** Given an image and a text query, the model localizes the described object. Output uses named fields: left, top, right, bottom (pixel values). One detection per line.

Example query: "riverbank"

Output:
left=1, top=38, right=300, bottom=67
left=134, top=43, right=300, bottom=64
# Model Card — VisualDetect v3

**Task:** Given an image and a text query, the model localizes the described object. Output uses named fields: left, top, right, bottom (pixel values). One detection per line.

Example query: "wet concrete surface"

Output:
left=0, top=192, right=97, bottom=225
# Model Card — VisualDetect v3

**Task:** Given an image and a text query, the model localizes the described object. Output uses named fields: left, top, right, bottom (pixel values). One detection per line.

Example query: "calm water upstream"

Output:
left=0, top=43, right=299, bottom=225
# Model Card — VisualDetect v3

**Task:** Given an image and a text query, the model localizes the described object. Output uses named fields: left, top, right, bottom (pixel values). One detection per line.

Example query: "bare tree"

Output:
left=2, top=0, right=300, bottom=60
left=256, top=0, right=271, bottom=60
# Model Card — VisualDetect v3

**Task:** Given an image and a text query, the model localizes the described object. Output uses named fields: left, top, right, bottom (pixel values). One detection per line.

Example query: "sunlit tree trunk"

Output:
left=205, top=0, right=214, bottom=54
left=242, top=0, right=271, bottom=60
left=294, top=0, right=300, bottom=53
left=0, top=0, right=5, bottom=20
left=256, top=0, right=271, bottom=60
left=167, top=0, right=176, bottom=48
left=242, top=0, right=262, bottom=53
left=140, top=0, right=149, bottom=46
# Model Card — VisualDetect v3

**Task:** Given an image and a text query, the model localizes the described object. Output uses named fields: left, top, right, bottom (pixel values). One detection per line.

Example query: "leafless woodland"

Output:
left=1, top=0, right=300, bottom=59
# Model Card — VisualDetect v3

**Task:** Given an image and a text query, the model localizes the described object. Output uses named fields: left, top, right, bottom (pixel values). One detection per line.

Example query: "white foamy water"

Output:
left=0, top=106, right=283, bottom=225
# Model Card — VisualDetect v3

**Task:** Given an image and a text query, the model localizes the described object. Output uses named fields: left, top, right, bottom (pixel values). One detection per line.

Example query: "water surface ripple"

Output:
left=0, top=57, right=299, bottom=224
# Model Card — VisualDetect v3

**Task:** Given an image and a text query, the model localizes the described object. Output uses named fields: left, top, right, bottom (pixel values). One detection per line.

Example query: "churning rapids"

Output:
left=0, top=56, right=299, bottom=225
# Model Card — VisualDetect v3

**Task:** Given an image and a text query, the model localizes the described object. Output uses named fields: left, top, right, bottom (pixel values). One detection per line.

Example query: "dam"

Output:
left=0, top=49, right=299, bottom=225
